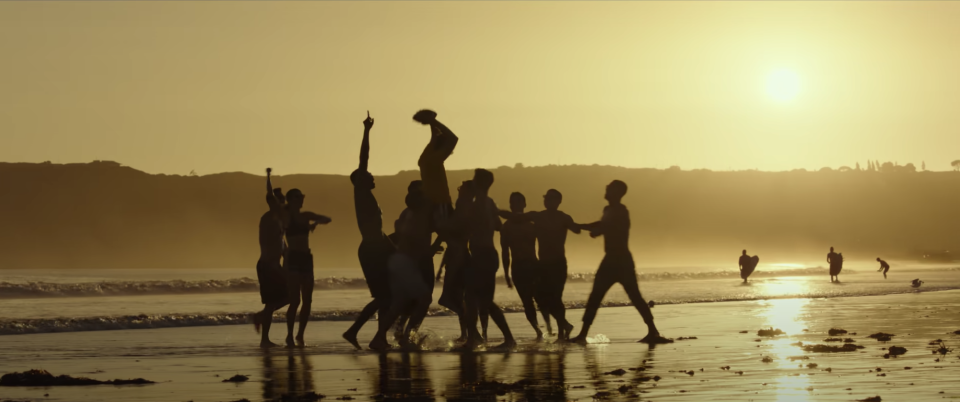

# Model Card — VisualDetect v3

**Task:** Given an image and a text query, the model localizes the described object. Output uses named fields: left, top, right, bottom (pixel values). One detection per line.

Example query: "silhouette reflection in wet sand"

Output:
left=260, top=349, right=316, bottom=401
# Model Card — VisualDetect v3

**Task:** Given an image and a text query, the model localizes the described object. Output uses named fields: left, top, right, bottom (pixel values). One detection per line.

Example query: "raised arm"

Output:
left=265, top=168, right=282, bottom=214
left=359, top=112, right=374, bottom=172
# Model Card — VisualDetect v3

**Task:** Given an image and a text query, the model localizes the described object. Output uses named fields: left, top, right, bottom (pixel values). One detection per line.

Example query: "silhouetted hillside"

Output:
left=1, top=161, right=957, bottom=270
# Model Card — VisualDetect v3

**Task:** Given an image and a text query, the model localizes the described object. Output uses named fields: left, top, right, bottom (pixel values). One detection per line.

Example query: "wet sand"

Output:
left=1, top=290, right=959, bottom=401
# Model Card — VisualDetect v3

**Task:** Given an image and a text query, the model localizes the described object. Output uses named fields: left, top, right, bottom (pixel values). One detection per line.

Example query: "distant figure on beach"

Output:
left=435, top=180, right=476, bottom=342
left=500, top=192, right=546, bottom=340
left=911, top=278, right=923, bottom=288
left=342, top=112, right=397, bottom=350
left=498, top=188, right=580, bottom=340
left=281, top=187, right=332, bottom=347
left=464, top=168, right=515, bottom=349
left=876, top=258, right=891, bottom=279
left=569, top=180, right=672, bottom=345
left=827, top=247, right=843, bottom=282
left=252, top=169, right=289, bottom=348
left=738, top=250, right=759, bottom=283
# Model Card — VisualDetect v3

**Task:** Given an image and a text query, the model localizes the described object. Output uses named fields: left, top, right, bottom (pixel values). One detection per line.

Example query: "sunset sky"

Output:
left=1, top=1, right=958, bottom=176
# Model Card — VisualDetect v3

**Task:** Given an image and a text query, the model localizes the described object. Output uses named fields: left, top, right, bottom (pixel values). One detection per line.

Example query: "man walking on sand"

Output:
left=569, top=180, right=672, bottom=346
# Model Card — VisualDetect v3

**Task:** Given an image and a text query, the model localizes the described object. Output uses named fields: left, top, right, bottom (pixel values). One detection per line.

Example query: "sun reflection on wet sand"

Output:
left=758, top=298, right=814, bottom=401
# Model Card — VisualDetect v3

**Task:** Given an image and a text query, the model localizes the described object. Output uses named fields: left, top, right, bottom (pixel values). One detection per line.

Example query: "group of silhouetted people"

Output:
left=252, top=110, right=672, bottom=350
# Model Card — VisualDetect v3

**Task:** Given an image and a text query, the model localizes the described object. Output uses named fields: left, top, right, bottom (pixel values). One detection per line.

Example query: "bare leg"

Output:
left=260, top=302, right=286, bottom=348
left=285, top=274, right=302, bottom=348
left=570, top=264, right=615, bottom=345
left=343, top=299, right=380, bottom=350
left=295, top=277, right=314, bottom=346
left=480, top=309, right=489, bottom=342
left=540, top=306, right=553, bottom=336
left=487, top=302, right=516, bottom=349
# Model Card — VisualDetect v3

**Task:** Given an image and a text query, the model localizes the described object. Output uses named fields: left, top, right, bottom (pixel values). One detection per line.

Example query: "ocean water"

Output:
left=1, top=262, right=957, bottom=336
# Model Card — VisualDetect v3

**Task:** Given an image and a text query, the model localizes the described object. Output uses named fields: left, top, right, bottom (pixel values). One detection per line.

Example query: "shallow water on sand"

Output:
left=1, top=291, right=959, bottom=402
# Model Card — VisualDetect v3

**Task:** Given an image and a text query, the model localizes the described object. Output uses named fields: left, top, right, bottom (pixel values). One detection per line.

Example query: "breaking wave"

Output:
left=4, top=284, right=958, bottom=336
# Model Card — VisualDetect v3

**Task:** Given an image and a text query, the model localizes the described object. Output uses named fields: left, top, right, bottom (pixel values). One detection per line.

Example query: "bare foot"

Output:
left=638, top=334, right=674, bottom=344
left=535, top=331, right=544, bottom=342
left=561, top=323, right=575, bottom=341
left=369, top=337, right=390, bottom=352
left=295, top=334, right=306, bottom=347
left=260, top=340, right=281, bottom=349
left=569, top=335, right=588, bottom=346
left=285, top=335, right=296, bottom=348
left=342, top=331, right=361, bottom=350
left=250, top=313, right=262, bottom=334
left=490, top=339, right=517, bottom=351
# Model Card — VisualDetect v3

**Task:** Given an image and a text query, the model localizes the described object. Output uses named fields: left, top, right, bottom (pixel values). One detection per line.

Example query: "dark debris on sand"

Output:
left=676, top=336, right=698, bottom=341
left=828, top=328, right=848, bottom=336
left=801, top=344, right=864, bottom=353
left=824, top=338, right=844, bottom=342
left=888, top=346, right=908, bottom=356
left=270, top=392, right=325, bottom=402
left=788, top=356, right=810, bottom=361
left=869, top=333, right=895, bottom=342
left=858, top=397, right=882, bottom=402
left=757, top=328, right=785, bottom=337
left=222, top=375, right=249, bottom=383
left=0, top=370, right=154, bottom=386
left=604, top=369, right=627, bottom=376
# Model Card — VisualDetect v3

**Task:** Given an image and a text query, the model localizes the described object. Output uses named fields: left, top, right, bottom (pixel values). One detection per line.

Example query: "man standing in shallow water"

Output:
left=498, top=189, right=581, bottom=341
left=252, top=169, right=289, bottom=348
left=569, top=180, right=672, bottom=345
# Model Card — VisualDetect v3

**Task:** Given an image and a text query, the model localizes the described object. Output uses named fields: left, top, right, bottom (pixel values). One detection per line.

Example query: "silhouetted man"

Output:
left=252, top=169, right=289, bottom=347
left=342, top=112, right=396, bottom=350
left=827, top=247, right=841, bottom=282
left=436, top=180, right=476, bottom=342
left=464, top=168, right=515, bottom=349
left=738, top=250, right=750, bottom=283
left=498, top=188, right=580, bottom=340
left=877, top=257, right=890, bottom=279
left=501, top=192, right=545, bottom=340
left=570, top=180, right=671, bottom=345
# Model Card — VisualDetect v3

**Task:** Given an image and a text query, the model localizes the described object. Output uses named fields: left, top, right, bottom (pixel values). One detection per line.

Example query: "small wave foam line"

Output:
left=4, top=285, right=958, bottom=336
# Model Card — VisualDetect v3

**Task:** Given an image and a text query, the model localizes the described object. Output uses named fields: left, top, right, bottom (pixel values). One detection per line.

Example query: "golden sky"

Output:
left=1, top=1, right=958, bottom=175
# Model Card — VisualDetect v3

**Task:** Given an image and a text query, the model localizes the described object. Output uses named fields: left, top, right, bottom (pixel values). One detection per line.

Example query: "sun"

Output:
left=766, top=69, right=800, bottom=102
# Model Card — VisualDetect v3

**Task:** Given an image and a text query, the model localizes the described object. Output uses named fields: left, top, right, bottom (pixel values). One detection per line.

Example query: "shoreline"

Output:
left=1, top=291, right=959, bottom=401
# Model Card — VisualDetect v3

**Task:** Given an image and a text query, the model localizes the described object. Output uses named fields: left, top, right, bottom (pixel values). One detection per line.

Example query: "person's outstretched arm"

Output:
left=359, top=112, right=374, bottom=172
left=301, top=212, right=332, bottom=225
left=565, top=213, right=583, bottom=234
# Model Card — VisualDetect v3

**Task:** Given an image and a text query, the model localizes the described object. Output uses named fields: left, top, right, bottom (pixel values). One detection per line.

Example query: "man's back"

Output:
left=353, top=186, right=383, bottom=241
left=739, top=255, right=750, bottom=267
left=259, top=211, right=284, bottom=260
left=469, top=196, right=500, bottom=251
left=532, top=210, right=576, bottom=261
left=601, top=204, right=630, bottom=255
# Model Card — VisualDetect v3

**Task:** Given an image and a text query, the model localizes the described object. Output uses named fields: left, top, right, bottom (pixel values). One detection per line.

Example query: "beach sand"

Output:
left=2, top=290, right=959, bottom=402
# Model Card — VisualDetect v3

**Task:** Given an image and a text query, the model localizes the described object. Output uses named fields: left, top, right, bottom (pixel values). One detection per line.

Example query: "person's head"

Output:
left=876, top=257, right=881, bottom=262
left=407, top=180, right=423, bottom=194
left=830, top=247, right=834, bottom=252
left=350, top=170, right=375, bottom=190
left=742, top=249, right=747, bottom=255
left=543, top=189, right=562, bottom=211
left=405, top=191, right=424, bottom=210
left=509, top=192, right=526, bottom=213
left=457, top=180, right=476, bottom=202
left=605, top=180, right=628, bottom=202
left=286, top=189, right=305, bottom=209
left=473, top=169, right=494, bottom=193
left=273, top=188, right=286, bottom=205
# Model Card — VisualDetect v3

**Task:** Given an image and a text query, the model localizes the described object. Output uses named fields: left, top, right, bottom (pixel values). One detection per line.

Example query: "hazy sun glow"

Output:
left=766, top=69, right=801, bottom=102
